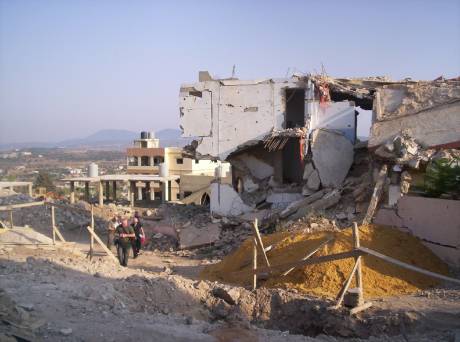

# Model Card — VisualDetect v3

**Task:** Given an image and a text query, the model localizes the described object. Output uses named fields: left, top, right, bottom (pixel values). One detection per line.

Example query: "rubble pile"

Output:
left=146, top=232, right=178, bottom=252
left=0, top=194, right=139, bottom=237
left=0, top=289, right=44, bottom=341
left=200, top=224, right=449, bottom=298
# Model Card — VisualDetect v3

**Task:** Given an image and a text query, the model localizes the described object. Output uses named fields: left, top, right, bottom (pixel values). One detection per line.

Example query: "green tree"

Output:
left=424, top=156, right=460, bottom=199
left=34, top=171, right=56, bottom=192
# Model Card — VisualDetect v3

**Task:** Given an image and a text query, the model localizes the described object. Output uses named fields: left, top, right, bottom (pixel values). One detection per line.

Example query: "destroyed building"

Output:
left=180, top=72, right=460, bottom=264
left=179, top=72, right=359, bottom=216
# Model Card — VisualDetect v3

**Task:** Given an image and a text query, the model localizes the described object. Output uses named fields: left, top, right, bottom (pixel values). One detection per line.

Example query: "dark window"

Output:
left=184, top=191, right=193, bottom=197
left=176, top=193, right=181, bottom=200
left=176, top=158, right=183, bottom=165
left=141, top=156, right=149, bottom=166
left=195, top=159, right=199, bottom=164
left=285, top=88, right=306, bottom=128
left=153, top=156, right=164, bottom=166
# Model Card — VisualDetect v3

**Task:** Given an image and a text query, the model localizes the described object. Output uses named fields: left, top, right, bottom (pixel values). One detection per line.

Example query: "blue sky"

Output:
left=1, top=0, right=459, bottom=143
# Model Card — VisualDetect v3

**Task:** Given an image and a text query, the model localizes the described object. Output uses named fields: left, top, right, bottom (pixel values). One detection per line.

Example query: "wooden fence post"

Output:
left=51, top=206, right=56, bottom=245
left=252, top=237, right=258, bottom=290
left=87, top=205, right=95, bottom=259
left=251, top=219, right=270, bottom=268
left=352, top=222, right=363, bottom=299
left=9, top=210, right=13, bottom=228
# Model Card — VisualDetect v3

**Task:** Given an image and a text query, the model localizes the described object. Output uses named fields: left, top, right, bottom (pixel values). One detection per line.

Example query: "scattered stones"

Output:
left=60, top=328, right=73, bottom=336
left=178, top=223, right=221, bottom=250
left=211, top=287, right=240, bottom=305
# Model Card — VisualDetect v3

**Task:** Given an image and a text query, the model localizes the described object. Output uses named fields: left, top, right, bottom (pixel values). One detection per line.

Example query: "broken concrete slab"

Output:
left=266, top=192, right=303, bottom=209
left=280, top=189, right=327, bottom=218
left=301, top=185, right=315, bottom=196
left=303, top=163, right=314, bottom=180
left=234, top=153, right=274, bottom=180
left=306, top=169, right=321, bottom=191
left=210, top=183, right=254, bottom=216
left=311, top=129, right=354, bottom=188
left=178, top=223, right=221, bottom=249
left=289, top=189, right=341, bottom=221
left=152, top=225, right=178, bottom=239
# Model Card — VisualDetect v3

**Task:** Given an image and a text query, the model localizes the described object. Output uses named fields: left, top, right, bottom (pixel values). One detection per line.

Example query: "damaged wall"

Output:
left=374, top=196, right=460, bottom=266
left=369, top=81, right=460, bottom=148
left=180, top=75, right=357, bottom=161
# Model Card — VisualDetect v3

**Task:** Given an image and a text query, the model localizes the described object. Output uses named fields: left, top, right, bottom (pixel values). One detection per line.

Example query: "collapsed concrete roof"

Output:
left=180, top=72, right=460, bottom=161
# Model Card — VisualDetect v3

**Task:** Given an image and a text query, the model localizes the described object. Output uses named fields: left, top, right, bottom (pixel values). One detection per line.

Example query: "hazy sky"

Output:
left=1, top=0, right=459, bottom=144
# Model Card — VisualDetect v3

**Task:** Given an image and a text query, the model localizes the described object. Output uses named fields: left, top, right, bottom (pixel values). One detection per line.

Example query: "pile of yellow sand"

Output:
left=200, top=224, right=449, bottom=299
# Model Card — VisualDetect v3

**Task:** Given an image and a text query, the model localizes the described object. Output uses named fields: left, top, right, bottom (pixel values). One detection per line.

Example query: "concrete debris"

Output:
left=178, top=223, right=221, bottom=249
left=60, top=328, right=73, bottom=336
left=232, top=153, right=274, bottom=180
left=0, top=288, right=44, bottom=341
left=369, top=80, right=460, bottom=149
left=211, top=287, right=240, bottom=305
left=400, top=171, right=412, bottom=194
left=305, top=169, right=321, bottom=191
left=302, top=162, right=314, bottom=181
left=289, top=189, right=342, bottom=221
left=210, top=183, right=253, bottom=217
left=279, top=189, right=328, bottom=219
left=266, top=192, right=303, bottom=209
left=311, top=129, right=354, bottom=188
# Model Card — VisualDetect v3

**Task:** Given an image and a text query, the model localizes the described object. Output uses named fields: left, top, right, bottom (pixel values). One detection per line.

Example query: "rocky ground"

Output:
left=1, top=193, right=460, bottom=341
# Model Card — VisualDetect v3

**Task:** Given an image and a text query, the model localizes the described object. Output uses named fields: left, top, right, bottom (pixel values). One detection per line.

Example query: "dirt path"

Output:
left=0, top=245, right=320, bottom=341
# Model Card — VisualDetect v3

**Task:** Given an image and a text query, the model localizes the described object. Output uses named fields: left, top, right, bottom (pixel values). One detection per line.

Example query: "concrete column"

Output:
left=147, top=182, right=155, bottom=201
left=168, top=181, right=172, bottom=201
left=137, top=186, right=143, bottom=201
left=70, top=181, right=75, bottom=204
left=105, top=181, right=110, bottom=200
left=137, top=157, right=141, bottom=167
left=127, top=181, right=131, bottom=201
left=161, top=181, right=169, bottom=203
left=112, top=181, right=117, bottom=201
left=85, top=182, right=90, bottom=201
left=149, top=156, right=154, bottom=166
left=98, top=181, right=104, bottom=206
left=28, top=183, right=33, bottom=197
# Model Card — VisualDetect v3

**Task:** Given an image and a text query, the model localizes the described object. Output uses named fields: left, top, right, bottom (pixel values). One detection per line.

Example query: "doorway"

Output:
left=282, top=138, right=304, bottom=183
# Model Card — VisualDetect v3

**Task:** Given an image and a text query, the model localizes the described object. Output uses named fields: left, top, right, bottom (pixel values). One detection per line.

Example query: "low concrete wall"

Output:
left=375, top=196, right=460, bottom=266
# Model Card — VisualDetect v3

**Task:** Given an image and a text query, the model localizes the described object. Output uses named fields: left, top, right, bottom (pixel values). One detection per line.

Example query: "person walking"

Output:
left=114, top=218, right=135, bottom=267
left=131, top=216, right=145, bottom=258
left=106, top=216, right=118, bottom=250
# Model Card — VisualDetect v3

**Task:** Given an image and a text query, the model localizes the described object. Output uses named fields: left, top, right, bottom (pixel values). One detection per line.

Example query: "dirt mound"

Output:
left=200, top=224, right=449, bottom=299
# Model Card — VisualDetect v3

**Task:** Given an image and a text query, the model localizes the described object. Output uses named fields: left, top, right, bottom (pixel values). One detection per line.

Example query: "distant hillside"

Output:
left=0, top=128, right=193, bottom=151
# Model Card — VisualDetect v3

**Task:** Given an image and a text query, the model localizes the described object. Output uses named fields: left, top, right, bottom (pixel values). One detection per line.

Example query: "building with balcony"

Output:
left=126, top=132, right=231, bottom=202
